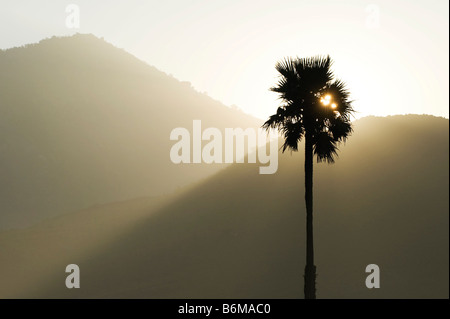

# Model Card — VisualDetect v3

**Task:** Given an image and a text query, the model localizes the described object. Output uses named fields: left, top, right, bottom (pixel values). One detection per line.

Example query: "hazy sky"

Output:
left=1, top=0, right=448, bottom=120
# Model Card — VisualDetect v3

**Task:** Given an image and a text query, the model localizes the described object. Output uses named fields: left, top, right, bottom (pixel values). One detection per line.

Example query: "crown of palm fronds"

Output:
left=263, top=55, right=354, bottom=163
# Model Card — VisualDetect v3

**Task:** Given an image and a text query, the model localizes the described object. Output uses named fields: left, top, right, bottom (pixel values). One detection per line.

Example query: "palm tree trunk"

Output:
left=304, top=131, right=316, bottom=299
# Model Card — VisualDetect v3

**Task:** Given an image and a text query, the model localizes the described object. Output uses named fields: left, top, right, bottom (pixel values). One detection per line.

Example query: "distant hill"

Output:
left=0, top=34, right=261, bottom=229
left=0, top=115, right=447, bottom=298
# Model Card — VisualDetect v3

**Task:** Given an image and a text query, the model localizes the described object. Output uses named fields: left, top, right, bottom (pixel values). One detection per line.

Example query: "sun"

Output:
left=320, top=94, right=331, bottom=106
left=320, top=94, right=338, bottom=108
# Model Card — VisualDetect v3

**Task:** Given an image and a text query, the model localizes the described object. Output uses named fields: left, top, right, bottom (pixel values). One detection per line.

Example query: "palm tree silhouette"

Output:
left=263, top=56, right=354, bottom=299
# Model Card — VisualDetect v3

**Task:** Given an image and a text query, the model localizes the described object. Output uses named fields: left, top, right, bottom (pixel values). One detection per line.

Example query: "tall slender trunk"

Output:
left=304, top=131, right=316, bottom=299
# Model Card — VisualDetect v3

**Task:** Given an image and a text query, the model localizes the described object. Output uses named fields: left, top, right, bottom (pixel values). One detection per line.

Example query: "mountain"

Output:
left=0, top=34, right=261, bottom=229
left=0, top=115, right=447, bottom=298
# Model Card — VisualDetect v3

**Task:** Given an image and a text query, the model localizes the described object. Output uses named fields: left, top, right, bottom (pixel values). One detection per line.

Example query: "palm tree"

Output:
left=263, top=56, right=354, bottom=299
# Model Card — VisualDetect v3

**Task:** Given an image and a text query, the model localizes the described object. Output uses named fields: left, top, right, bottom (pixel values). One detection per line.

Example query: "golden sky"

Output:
left=1, top=0, right=448, bottom=120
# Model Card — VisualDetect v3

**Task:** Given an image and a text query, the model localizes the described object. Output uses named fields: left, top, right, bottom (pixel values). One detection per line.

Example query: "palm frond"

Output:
left=313, top=131, right=339, bottom=163
left=325, top=79, right=354, bottom=119
left=274, top=57, right=298, bottom=79
left=296, top=55, right=334, bottom=92
left=264, top=55, right=353, bottom=158
left=281, top=121, right=304, bottom=152
left=262, top=106, right=286, bottom=130
left=329, top=116, right=353, bottom=142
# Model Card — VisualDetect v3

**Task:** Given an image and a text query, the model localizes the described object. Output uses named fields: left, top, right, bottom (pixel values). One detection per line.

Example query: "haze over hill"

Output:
left=0, top=115, right=447, bottom=298
left=0, top=34, right=261, bottom=229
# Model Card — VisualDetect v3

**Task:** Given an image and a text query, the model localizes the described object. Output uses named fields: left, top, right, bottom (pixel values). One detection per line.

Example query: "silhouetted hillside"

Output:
left=0, top=34, right=261, bottom=229
left=0, top=115, right=447, bottom=298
